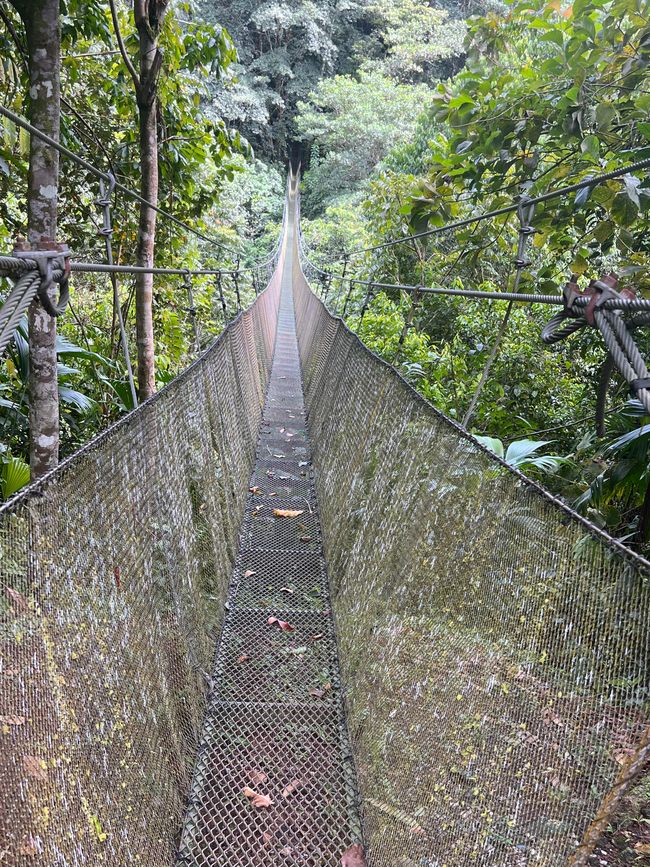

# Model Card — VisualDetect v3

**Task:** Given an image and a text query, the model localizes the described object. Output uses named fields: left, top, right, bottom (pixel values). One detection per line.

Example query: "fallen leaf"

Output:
left=5, top=587, right=28, bottom=612
left=243, top=570, right=256, bottom=578
left=249, top=486, right=262, bottom=495
left=248, top=769, right=268, bottom=786
left=268, top=616, right=295, bottom=632
left=309, top=683, right=332, bottom=699
left=243, top=786, right=273, bottom=809
left=310, top=633, right=324, bottom=641
left=273, top=508, right=304, bottom=518
left=634, top=843, right=650, bottom=854
left=279, top=587, right=294, bottom=594
left=23, top=755, right=47, bottom=781
left=340, top=844, right=367, bottom=867
left=0, top=715, right=26, bottom=726
left=18, top=838, right=38, bottom=856
left=269, top=491, right=277, bottom=496
left=237, top=654, right=250, bottom=663
left=300, top=536, right=312, bottom=542
left=282, top=779, right=303, bottom=798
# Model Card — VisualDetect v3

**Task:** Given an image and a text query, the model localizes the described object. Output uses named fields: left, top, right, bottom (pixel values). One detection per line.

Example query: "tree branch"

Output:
left=108, top=0, right=140, bottom=88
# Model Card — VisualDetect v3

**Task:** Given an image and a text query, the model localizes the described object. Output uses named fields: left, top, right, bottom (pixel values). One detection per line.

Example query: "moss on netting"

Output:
left=292, top=265, right=650, bottom=867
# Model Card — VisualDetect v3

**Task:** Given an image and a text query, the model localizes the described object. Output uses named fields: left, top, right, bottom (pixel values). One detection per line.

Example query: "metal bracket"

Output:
left=12, top=243, right=71, bottom=316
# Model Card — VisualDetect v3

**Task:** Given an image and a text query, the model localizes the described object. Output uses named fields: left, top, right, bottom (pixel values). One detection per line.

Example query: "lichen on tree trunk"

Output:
left=10, top=0, right=62, bottom=478
left=132, top=0, right=169, bottom=400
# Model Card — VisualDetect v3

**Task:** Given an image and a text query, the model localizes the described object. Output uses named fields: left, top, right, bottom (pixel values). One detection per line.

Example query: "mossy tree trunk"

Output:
left=10, top=0, right=61, bottom=478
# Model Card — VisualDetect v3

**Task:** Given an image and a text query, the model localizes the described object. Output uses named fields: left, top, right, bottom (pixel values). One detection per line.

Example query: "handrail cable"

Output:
left=0, top=103, right=244, bottom=257
left=310, top=154, right=650, bottom=264
left=297, top=267, right=650, bottom=313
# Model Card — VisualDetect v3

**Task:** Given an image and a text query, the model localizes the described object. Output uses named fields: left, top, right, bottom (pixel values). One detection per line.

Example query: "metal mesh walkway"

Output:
left=176, top=209, right=362, bottom=866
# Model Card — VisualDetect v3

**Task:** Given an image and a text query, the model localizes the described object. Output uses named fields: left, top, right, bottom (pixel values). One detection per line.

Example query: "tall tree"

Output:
left=110, top=0, right=168, bottom=399
left=9, top=0, right=61, bottom=477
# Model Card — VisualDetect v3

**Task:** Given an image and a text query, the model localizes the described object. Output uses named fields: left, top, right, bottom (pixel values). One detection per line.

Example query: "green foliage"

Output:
left=371, top=0, right=467, bottom=82
left=299, top=0, right=650, bottom=545
left=475, top=435, right=569, bottom=473
left=296, top=69, right=432, bottom=211
left=1, top=453, right=29, bottom=498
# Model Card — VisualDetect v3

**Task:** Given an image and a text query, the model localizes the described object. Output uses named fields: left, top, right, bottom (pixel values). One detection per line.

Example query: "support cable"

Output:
left=322, top=154, right=650, bottom=264
left=0, top=103, right=240, bottom=256
left=96, top=175, right=138, bottom=408
left=462, top=197, right=535, bottom=428
left=543, top=276, right=650, bottom=414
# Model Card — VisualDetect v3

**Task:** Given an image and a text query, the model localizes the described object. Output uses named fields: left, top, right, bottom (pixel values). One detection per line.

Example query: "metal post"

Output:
left=462, top=195, right=535, bottom=428
left=183, top=270, right=201, bottom=354
left=234, top=258, right=242, bottom=311
left=216, top=271, right=227, bottom=323
left=96, top=175, right=138, bottom=408
left=323, top=271, right=333, bottom=302
left=359, top=282, right=375, bottom=324
left=398, top=287, right=421, bottom=349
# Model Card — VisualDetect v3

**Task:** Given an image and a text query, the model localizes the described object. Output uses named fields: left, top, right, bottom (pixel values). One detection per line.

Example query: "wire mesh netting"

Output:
left=176, top=200, right=362, bottom=866
left=2, top=179, right=650, bottom=867
left=0, top=255, right=282, bottom=864
left=292, top=216, right=650, bottom=867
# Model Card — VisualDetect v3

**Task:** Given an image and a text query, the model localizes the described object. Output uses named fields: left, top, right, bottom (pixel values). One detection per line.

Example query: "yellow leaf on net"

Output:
left=272, top=508, right=304, bottom=518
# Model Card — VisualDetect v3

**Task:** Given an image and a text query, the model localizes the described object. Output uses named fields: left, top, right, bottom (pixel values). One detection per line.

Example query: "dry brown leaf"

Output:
left=237, top=654, right=250, bottom=663
left=23, top=755, right=47, bottom=781
left=248, top=769, right=268, bottom=786
left=0, top=715, right=26, bottom=726
left=309, top=683, right=332, bottom=699
left=273, top=508, right=304, bottom=518
left=242, top=786, right=273, bottom=809
left=18, top=838, right=38, bottom=857
left=340, top=844, right=367, bottom=867
left=5, top=587, right=28, bottom=612
left=249, top=486, right=262, bottom=495
left=634, top=843, right=650, bottom=854
left=243, top=570, right=256, bottom=578
left=267, top=616, right=295, bottom=632
left=281, top=779, right=303, bottom=798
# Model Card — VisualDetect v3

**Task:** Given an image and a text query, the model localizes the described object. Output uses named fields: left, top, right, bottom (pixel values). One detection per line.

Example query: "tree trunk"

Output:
left=132, top=1, right=167, bottom=400
left=11, top=0, right=61, bottom=478
left=134, top=97, right=157, bottom=399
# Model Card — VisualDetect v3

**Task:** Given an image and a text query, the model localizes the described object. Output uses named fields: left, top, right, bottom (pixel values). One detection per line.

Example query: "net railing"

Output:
left=292, top=223, right=650, bottom=866
left=0, top=241, right=283, bottom=865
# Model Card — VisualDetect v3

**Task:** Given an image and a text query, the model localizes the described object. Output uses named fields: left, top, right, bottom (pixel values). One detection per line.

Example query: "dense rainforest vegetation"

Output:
left=1, top=0, right=650, bottom=556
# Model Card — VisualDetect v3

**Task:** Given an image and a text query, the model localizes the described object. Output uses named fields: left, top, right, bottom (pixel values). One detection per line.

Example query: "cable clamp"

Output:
left=12, top=242, right=71, bottom=316
left=630, top=377, right=650, bottom=395
left=94, top=173, right=116, bottom=208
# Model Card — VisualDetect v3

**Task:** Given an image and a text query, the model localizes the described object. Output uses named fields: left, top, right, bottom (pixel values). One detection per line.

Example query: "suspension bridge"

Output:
left=0, top=141, right=650, bottom=867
